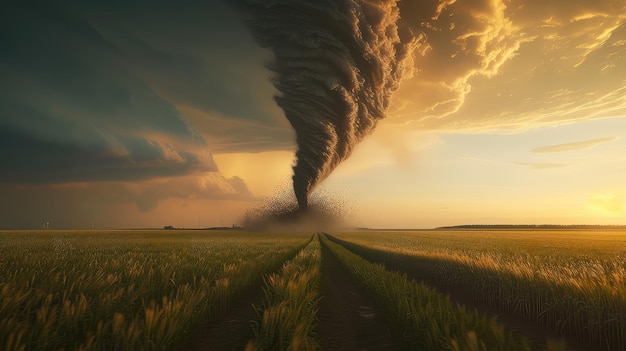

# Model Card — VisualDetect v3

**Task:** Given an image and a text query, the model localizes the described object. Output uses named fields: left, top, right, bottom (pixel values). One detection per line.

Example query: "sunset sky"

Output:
left=1, top=0, right=625, bottom=229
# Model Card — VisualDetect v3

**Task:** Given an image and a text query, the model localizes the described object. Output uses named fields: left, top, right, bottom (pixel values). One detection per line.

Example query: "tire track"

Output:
left=178, top=284, right=261, bottom=351
left=179, top=239, right=313, bottom=351
left=318, top=240, right=412, bottom=350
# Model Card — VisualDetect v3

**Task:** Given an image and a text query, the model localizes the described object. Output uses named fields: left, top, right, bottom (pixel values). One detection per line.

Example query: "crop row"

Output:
left=330, top=231, right=625, bottom=351
left=0, top=231, right=310, bottom=351
left=246, top=234, right=321, bottom=351
left=333, top=230, right=626, bottom=288
left=5, top=229, right=608, bottom=351
left=319, top=234, right=533, bottom=351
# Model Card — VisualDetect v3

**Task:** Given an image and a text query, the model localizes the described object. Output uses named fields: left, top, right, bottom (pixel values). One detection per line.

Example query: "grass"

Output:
left=0, top=230, right=310, bottom=351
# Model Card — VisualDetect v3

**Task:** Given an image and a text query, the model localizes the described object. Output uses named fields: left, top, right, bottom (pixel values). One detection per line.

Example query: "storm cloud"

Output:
left=0, top=1, right=290, bottom=186
left=1, top=0, right=625, bottom=228
left=2, top=0, right=625, bottom=183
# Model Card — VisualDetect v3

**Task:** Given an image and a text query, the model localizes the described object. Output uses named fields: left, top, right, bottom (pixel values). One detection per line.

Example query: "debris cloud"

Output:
left=241, top=192, right=348, bottom=232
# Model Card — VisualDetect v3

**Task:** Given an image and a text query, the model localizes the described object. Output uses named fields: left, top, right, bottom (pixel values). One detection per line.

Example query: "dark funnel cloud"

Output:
left=235, top=0, right=417, bottom=210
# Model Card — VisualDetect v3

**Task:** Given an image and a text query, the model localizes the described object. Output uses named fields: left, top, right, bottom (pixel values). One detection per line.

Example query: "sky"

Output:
left=1, top=0, right=625, bottom=229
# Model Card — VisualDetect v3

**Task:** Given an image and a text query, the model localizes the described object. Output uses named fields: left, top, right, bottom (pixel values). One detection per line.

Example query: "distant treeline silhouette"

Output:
left=436, top=224, right=626, bottom=230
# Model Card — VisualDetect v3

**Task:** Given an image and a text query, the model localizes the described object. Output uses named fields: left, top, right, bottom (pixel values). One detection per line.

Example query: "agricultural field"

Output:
left=0, top=230, right=310, bottom=350
left=0, top=229, right=624, bottom=350
left=329, top=230, right=626, bottom=351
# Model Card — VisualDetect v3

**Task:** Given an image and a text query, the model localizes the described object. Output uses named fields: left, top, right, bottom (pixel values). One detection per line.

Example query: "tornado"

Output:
left=235, top=0, right=417, bottom=210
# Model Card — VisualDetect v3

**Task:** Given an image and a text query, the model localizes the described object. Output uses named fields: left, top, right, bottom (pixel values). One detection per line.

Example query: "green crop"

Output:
left=0, top=230, right=309, bottom=351
left=332, top=230, right=626, bottom=351
left=246, top=234, right=321, bottom=351
left=320, top=233, right=531, bottom=351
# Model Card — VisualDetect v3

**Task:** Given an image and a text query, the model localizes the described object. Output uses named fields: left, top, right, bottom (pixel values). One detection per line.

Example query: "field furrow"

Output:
left=245, top=234, right=321, bottom=351
left=179, top=235, right=315, bottom=351
left=328, top=231, right=623, bottom=351
left=318, top=236, right=408, bottom=350
left=320, top=233, right=532, bottom=351
left=2, top=229, right=623, bottom=351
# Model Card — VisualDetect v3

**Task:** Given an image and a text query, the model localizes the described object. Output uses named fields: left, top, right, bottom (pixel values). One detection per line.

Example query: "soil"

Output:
left=325, top=234, right=596, bottom=351
left=177, top=284, right=262, bottom=351
left=182, top=241, right=412, bottom=351
left=179, top=244, right=313, bottom=351
left=318, top=242, right=413, bottom=350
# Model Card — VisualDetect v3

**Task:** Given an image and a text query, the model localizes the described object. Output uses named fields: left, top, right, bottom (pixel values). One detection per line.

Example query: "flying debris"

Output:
left=234, top=0, right=418, bottom=210
left=241, top=191, right=349, bottom=232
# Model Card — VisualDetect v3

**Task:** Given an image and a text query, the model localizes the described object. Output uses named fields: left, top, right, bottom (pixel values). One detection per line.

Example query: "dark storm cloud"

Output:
left=1, top=3, right=195, bottom=137
left=0, top=175, right=254, bottom=229
left=0, top=1, right=289, bottom=185
left=81, top=1, right=292, bottom=152
left=0, top=2, right=209, bottom=182
left=0, top=127, right=209, bottom=183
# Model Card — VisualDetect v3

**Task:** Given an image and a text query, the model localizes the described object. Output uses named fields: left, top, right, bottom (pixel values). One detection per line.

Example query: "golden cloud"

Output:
left=390, top=0, right=626, bottom=132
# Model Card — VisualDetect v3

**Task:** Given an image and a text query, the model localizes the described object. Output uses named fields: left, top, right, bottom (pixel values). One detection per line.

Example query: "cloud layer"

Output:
left=0, top=2, right=293, bottom=184
left=1, top=1, right=625, bottom=228
left=0, top=2, right=258, bottom=225
left=0, top=174, right=253, bottom=229
left=3, top=1, right=624, bottom=181
left=531, top=137, right=619, bottom=153
left=392, top=0, right=626, bottom=130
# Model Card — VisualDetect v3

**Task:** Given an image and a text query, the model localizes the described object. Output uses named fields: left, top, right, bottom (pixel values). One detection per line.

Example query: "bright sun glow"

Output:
left=590, top=193, right=625, bottom=215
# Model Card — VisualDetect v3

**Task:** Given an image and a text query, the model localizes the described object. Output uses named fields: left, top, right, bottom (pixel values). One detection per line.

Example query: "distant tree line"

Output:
left=436, top=224, right=626, bottom=230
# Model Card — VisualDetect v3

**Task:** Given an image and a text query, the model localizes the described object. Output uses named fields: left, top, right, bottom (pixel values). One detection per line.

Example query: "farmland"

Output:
left=328, top=230, right=626, bottom=351
left=0, top=229, right=624, bottom=350
left=0, top=230, right=310, bottom=350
